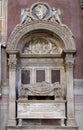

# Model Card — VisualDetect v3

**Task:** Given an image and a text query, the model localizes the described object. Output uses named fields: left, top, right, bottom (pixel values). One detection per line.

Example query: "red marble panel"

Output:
left=21, top=70, right=30, bottom=84
left=51, top=70, right=60, bottom=83
left=41, top=119, right=60, bottom=125
left=36, top=70, right=45, bottom=82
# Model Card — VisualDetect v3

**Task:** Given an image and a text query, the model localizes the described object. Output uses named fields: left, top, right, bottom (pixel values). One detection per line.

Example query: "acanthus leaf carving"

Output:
left=8, top=54, right=17, bottom=70
left=65, top=54, right=74, bottom=68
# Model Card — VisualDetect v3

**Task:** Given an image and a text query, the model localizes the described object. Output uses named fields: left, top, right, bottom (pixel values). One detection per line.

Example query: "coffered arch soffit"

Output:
left=6, top=21, right=76, bottom=53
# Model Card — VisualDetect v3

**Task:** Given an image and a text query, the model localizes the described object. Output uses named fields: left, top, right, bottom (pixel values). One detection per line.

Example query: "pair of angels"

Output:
left=21, top=6, right=62, bottom=24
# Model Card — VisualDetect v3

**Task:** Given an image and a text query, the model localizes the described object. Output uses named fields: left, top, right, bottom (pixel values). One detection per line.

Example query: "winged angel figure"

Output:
left=21, top=8, right=31, bottom=23
left=51, top=7, right=62, bottom=24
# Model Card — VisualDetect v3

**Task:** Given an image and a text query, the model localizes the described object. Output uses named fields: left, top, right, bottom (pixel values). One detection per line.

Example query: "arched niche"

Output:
left=16, top=29, right=64, bottom=58
left=6, top=21, right=76, bottom=52
left=6, top=20, right=77, bottom=128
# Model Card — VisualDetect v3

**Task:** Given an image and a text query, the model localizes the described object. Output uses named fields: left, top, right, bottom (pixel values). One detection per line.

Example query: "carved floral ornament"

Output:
left=8, top=54, right=17, bottom=70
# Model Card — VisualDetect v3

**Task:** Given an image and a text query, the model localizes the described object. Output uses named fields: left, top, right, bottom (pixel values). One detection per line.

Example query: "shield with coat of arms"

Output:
left=34, top=4, right=48, bottom=19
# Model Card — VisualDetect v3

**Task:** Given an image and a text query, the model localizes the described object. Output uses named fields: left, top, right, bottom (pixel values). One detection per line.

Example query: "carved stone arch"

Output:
left=6, top=21, right=76, bottom=53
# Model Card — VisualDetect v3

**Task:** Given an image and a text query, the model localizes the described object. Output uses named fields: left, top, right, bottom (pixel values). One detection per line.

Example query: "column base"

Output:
left=8, top=119, right=16, bottom=126
left=67, top=119, right=77, bottom=127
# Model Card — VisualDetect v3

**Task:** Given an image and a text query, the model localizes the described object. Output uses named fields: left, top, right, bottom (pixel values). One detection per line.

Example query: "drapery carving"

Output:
left=19, top=82, right=64, bottom=99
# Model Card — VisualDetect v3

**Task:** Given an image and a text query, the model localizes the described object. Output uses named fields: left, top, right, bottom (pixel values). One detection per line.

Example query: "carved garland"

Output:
left=19, top=82, right=64, bottom=98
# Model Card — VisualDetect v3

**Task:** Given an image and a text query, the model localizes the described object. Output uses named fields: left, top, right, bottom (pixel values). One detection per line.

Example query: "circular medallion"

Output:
left=30, top=2, right=51, bottom=20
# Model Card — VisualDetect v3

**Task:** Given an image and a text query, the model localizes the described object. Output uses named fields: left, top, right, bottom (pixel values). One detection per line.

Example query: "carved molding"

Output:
left=21, top=58, right=64, bottom=68
left=6, top=126, right=77, bottom=130
left=6, top=21, right=76, bottom=53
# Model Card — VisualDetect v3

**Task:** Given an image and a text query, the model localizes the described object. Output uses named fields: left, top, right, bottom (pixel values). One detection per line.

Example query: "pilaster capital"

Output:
left=65, top=54, right=74, bottom=68
left=8, top=54, right=17, bottom=70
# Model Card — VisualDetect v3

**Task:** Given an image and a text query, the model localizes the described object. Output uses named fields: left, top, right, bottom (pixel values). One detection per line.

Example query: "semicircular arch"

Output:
left=6, top=21, right=76, bottom=53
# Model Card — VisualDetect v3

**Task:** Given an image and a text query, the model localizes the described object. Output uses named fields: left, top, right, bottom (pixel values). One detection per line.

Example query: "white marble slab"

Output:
left=17, top=102, right=66, bottom=119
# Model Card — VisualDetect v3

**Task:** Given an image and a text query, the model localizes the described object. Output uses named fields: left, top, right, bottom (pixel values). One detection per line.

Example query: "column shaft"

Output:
left=8, top=54, right=17, bottom=126
left=65, top=54, right=77, bottom=127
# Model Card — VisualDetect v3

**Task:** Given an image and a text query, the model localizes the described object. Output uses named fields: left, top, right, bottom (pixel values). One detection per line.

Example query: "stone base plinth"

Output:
left=6, top=125, right=77, bottom=130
